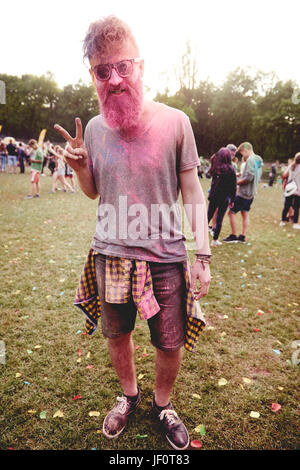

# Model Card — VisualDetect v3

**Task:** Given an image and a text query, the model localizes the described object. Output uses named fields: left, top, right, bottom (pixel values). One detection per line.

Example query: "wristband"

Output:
left=196, top=254, right=211, bottom=263
left=195, top=259, right=210, bottom=269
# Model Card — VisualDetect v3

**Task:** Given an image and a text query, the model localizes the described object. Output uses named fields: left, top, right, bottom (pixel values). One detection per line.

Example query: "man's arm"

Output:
left=54, top=118, right=99, bottom=200
left=238, top=157, right=255, bottom=185
left=179, top=167, right=211, bottom=255
left=179, top=167, right=211, bottom=300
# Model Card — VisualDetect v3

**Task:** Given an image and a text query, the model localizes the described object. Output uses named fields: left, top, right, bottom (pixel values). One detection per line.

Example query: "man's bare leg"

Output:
left=154, top=347, right=183, bottom=407
left=107, top=332, right=138, bottom=396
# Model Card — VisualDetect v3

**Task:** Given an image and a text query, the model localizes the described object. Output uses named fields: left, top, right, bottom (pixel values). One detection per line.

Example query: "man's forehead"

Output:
left=90, top=41, right=139, bottom=65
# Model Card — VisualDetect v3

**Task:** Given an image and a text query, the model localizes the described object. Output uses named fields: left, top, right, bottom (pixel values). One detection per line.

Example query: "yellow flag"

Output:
left=38, top=129, right=47, bottom=146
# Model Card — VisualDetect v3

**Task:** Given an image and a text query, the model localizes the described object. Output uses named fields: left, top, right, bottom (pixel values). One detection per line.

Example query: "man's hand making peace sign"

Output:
left=54, top=118, right=98, bottom=199
left=54, top=117, right=88, bottom=172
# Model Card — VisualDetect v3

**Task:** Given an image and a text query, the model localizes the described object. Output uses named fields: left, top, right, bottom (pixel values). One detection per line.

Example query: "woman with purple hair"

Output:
left=207, top=147, right=237, bottom=246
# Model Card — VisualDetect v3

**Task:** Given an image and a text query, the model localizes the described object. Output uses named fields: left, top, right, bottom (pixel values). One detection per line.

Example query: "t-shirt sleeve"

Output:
left=177, top=112, right=199, bottom=172
left=244, top=157, right=256, bottom=182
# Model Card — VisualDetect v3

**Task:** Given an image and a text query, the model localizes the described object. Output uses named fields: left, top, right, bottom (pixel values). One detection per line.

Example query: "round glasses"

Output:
left=92, top=58, right=142, bottom=81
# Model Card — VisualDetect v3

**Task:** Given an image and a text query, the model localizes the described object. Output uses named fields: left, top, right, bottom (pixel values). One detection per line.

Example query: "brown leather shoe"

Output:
left=102, top=388, right=141, bottom=439
left=152, top=398, right=190, bottom=450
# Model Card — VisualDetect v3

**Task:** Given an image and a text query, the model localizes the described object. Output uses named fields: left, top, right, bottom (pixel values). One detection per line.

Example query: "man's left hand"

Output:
left=191, top=261, right=211, bottom=301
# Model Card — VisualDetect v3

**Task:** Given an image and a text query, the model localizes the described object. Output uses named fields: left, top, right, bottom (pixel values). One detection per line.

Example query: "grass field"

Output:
left=0, top=170, right=299, bottom=451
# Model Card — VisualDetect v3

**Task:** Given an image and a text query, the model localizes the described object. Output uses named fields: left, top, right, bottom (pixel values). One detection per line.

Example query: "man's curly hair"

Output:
left=83, top=16, right=139, bottom=60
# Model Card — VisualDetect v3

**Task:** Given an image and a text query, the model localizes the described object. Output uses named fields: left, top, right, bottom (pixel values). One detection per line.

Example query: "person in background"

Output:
left=0, top=138, right=7, bottom=172
left=24, top=139, right=44, bottom=199
left=280, top=153, right=300, bottom=229
left=268, top=161, right=277, bottom=186
left=223, top=142, right=263, bottom=243
left=281, top=159, right=294, bottom=222
left=17, top=143, right=26, bottom=174
left=50, top=145, right=74, bottom=193
left=207, top=147, right=237, bottom=247
left=226, top=144, right=237, bottom=173
left=6, top=139, right=17, bottom=174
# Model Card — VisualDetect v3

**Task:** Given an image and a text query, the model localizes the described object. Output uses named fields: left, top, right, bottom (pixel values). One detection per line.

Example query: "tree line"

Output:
left=1, top=64, right=300, bottom=162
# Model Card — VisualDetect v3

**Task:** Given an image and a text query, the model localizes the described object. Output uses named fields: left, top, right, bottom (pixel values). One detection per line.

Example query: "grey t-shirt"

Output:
left=84, top=102, right=200, bottom=262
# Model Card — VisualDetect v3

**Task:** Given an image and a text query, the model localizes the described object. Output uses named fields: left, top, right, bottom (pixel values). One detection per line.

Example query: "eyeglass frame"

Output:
left=91, top=58, right=142, bottom=81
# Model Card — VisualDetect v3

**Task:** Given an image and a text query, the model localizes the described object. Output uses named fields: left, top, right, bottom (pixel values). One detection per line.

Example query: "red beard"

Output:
left=97, top=77, right=143, bottom=130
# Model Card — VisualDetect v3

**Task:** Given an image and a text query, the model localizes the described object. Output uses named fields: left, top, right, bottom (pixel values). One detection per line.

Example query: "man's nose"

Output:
left=109, top=68, right=123, bottom=87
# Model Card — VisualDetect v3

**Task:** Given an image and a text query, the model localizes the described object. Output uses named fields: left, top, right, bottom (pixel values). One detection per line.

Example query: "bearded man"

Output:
left=55, top=16, right=211, bottom=450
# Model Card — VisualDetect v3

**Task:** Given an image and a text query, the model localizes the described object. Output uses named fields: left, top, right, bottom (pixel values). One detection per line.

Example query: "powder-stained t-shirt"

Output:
left=84, top=102, right=200, bottom=263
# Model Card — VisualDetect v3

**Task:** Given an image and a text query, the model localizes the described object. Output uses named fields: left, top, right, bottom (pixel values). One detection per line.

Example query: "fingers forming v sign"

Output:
left=54, top=117, right=88, bottom=165
left=54, top=117, right=83, bottom=149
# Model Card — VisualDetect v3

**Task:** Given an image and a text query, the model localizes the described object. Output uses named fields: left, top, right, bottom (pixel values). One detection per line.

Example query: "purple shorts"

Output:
left=94, top=253, right=186, bottom=352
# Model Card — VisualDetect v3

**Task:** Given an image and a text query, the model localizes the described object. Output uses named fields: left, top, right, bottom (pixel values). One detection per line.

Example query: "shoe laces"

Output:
left=159, top=409, right=179, bottom=426
left=115, top=396, right=129, bottom=415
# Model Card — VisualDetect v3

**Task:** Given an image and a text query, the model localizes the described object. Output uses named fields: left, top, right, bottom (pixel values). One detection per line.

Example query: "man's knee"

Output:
left=107, top=331, right=132, bottom=348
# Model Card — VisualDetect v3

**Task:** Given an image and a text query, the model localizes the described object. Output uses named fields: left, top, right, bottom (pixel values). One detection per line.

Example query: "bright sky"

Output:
left=2, top=0, right=300, bottom=97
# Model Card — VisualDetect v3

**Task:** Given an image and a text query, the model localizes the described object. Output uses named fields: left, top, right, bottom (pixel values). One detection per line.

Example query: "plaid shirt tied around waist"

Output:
left=74, top=249, right=206, bottom=352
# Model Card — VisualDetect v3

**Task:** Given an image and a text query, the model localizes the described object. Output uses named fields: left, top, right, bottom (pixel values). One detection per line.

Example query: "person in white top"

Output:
left=50, top=145, right=74, bottom=193
left=280, top=152, right=300, bottom=229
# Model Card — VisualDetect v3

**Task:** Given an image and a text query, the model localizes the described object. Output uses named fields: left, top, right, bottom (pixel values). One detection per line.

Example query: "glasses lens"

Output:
left=95, top=64, right=110, bottom=81
left=116, top=60, right=132, bottom=77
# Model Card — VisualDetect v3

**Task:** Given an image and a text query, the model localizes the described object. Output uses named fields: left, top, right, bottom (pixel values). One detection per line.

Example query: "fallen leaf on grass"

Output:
left=249, top=411, right=260, bottom=418
left=15, top=373, right=21, bottom=378
left=242, top=377, right=252, bottom=385
left=271, top=403, right=281, bottom=412
left=142, top=348, right=149, bottom=357
left=191, top=440, right=202, bottom=448
left=27, top=409, right=36, bottom=414
left=194, top=424, right=206, bottom=436
left=40, top=411, right=47, bottom=419
left=192, top=393, right=201, bottom=399
left=138, top=373, right=145, bottom=380
left=89, top=411, right=100, bottom=417
left=53, top=410, right=64, bottom=418
left=218, top=378, right=227, bottom=387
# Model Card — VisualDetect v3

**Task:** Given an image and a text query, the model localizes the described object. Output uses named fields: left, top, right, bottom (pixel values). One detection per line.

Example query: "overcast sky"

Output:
left=2, top=0, right=300, bottom=96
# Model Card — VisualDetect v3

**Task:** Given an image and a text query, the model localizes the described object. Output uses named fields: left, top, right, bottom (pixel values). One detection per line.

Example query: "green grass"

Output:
left=0, top=171, right=299, bottom=450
